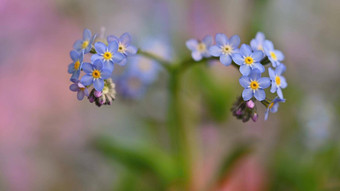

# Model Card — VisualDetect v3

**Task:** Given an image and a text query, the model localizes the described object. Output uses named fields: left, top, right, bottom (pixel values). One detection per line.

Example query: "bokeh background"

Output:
left=1, top=0, right=340, bottom=190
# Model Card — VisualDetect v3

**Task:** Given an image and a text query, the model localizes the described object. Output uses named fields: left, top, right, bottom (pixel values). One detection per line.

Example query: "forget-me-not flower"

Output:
left=68, top=50, right=83, bottom=81
left=73, top=29, right=96, bottom=54
left=91, top=41, right=124, bottom=72
left=209, top=33, right=240, bottom=66
left=69, top=79, right=89, bottom=100
left=80, top=60, right=112, bottom=91
left=232, top=44, right=265, bottom=76
left=263, top=40, right=284, bottom=67
left=186, top=35, right=213, bottom=61
left=269, top=64, right=287, bottom=99
left=264, top=97, right=285, bottom=120
left=107, top=32, right=138, bottom=66
left=239, top=69, right=270, bottom=101
left=250, top=32, right=266, bottom=52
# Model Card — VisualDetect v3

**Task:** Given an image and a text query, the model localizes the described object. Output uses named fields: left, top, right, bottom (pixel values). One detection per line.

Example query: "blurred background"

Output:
left=1, top=0, right=340, bottom=190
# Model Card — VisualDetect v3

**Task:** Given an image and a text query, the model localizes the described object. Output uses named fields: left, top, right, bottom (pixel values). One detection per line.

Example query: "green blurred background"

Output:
left=0, top=0, right=339, bottom=190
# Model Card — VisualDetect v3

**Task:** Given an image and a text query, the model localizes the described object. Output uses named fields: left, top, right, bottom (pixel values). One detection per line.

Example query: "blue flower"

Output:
left=68, top=50, right=83, bottom=81
left=107, top=32, right=138, bottom=66
left=115, top=73, right=148, bottom=100
left=263, top=40, right=284, bottom=67
left=80, top=60, right=112, bottom=91
left=239, top=69, right=270, bottom=101
left=232, top=44, right=265, bottom=76
left=269, top=64, right=287, bottom=99
left=250, top=32, right=266, bottom=52
left=264, top=97, right=285, bottom=120
left=125, top=55, right=160, bottom=84
left=91, top=41, right=124, bottom=72
left=186, top=35, right=213, bottom=61
left=209, top=33, right=240, bottom=66
left=73, top=29, right=96, bottom=54
left=69, top=80, right=89, bottom=100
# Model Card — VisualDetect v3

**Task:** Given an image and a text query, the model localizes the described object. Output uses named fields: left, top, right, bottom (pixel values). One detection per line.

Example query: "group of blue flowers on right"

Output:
left=186, top=32, right=287, bottom=121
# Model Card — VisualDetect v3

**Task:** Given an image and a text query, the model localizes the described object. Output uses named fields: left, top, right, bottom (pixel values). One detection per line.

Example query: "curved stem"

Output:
left=137, top=50, right=173, bottom=71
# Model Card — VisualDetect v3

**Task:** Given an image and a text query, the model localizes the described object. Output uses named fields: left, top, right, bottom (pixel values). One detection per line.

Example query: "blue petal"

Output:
left=73, top=40, right=82, bottom=51
left=240, top=65, right=251, bottom=76
left=256, top=32, right=265, bottom=41
left=93, top=60, right=103, bottom=70
left=91, top=54, right=102, bottom=63
left=202, top=35, right=213, bottom=46
left=83, top=28, right=91, bottom=40
left=242, top=89, right=253, bottom=101
left=271, top=102, right=280, bottom=113
left=71, top=70, right=80, bottom=80
left=220, top=54, right=232, bottom=66
left=108, top=41, right=118, bottom=52
left=264, top=40, right=274, bottom=51
left=125, top=45, right=138, bottom=55
left=239, top=76, right=250, bottom=88
left=82, top=62, right=93, bottom=73
left=70, top=50, right=79, bottom=61
left=249, top=69, right=261, bottom=80
left=209, top=46, right=222, bottom=57
left=268, top=67, right=275, bottom=79
left=192, top=51, right=202, bottom=61
left=112, top=52, right=124, bottom=63
left=277, top=88, right=284, bottom=99
left=107, top=35, right=119, bottom=43
left=101, top=69, right=112, bottom=79
left=117, top=58, right=127, bottom=66
left=270, top=82, right=277, bottom=93
left=68, top=63, right=74, bottom=73
left=254, top=89, right=266, bottom=101
left=276, top=64, right=286, bottom=75
left=252, top=63, right=265, bottom=73
left=120, top=32, right=131, bottom=45
left=186, top=39, right=198, bottom=51
left=103, top=61, right=114, bottom=72
left=69, top=84, right=78, bottom=91
left=250, top=39, right=258, bottom=51
left=240, top=44, right=252, bottom=56
left=77, top=90, right=85, bottom=100
left=80, top=74, right=93, bottom=86
left=215, top=33, right=228, bottom=46
left=258, top=77, right=270, bottom=88
left=251, top=51, right=264, bottom=62
left=274, top=50, right=284, bottom=61
left=229, top=35, right=240, bottom=48
left=264, top=109, right=270, bottom=120
left=232, top=53, right=244, bottom=65
left=280, top=76, right=288, bottom=88
left=94, top=42, right=106, bottom=54
left=93, top=78, right=104, bottom=91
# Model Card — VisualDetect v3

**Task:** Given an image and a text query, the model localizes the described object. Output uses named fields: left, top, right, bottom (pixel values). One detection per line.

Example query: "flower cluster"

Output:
left=186, top=32, right=287, bottom=121
left=67, top=29, right=137, bottom=106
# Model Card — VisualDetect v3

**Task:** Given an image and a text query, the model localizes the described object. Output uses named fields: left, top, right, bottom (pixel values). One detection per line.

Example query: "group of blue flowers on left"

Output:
left=186, top=32, right=288, bottom=121
left=68, top=29, right=140, bottom=106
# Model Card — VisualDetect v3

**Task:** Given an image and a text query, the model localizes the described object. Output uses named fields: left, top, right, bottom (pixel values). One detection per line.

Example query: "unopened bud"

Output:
left=246, top=100, right=255, bottom=109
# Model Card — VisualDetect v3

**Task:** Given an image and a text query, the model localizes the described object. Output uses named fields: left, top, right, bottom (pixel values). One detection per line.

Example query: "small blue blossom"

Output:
left=80, top=60, right=112, bottom=91
left=239, top=69, right=270, bottom=101
left=209, top=33, right=240, bottom=66
left=125, top=55, right=160, bottom=84
left=263, top=40, right=284, bottom=67
left=73, top=29, right=96, bottom=54
left=115, top=73, right=148, bottom=100
left=69, top=80, right=89, bottom=100
left=68, top=50, right=83, bottom=81
left=91, top=41, right=124, bottom=72
left=186, top=35, right=213, bottom=61
left=107, top=32, right=138, bottom=66
left=232, top=44, right=265, bottom=76
left=250, top=32, right=266, bottom=52
left=269, top=64, right=287, bottom=99
left=264, top=97, right=285, bottom=120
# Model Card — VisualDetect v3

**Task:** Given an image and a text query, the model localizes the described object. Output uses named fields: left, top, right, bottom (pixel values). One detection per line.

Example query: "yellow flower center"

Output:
left=118, top=43, right=126, bottom=53
left=197, top=43, right=206, bottom=52
left=80, top=87, right=85, bottom=91
left=82, top=41, right=89, bottom=49
left=270, top=51, right=277, bottom=61
left=92, top=69, right=101, bottom=79
left=244, top=56, right=254, bottom=65
left=269, top=102, right=274, bottom=109
left=103, top=51, right=112, bottom=61
left=222, top=45, right=232, bottom=54
left=250, top=81, right=259, bottom=90
left=74, top=60, right=80, bottom=70
left=275, top=76, right=281, bottom=86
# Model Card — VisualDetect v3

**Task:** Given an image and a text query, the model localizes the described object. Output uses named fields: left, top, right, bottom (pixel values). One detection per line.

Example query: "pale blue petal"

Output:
left=270, top=82, right=277, bottom=93
left=101, top=69, right=112, bottom=79
left=250, top=39, right=258, bottom=51
left=91, top=54, right=102, bottom=63
left=69, top=84, right=78, bottom=91
left=118, top=58, right=127, bottom=66
left=82, top=62, right=93, bottom=73
left=220, top=54, right=232, bottom=66
left=73, top=40, right=82, bottom=51
left=271, top=102, right=280, bottom=113
left=264, top=40, right=274, bottom=51
left=68, top=63, right=74, bottom=73
left=202, top=35, right=213, bottom=46
left=256, top=32, right=265, bottom=41
left=186, top=39, right=198, bottom=51
left=239, top=76, right=250, bottom=88
left=258, top=77, right=270, bottom=88
left=280, top=76, right=288, bottom=88
left=93, top=78, right=104, bottom=91
left=108, top=41, right=118, bottom=52
left=209, top=46, right=222, bottom=57
left=192, top=51, right=202, bottom=61
left=94, top=42, right=106, bottom=54
left=125, top=45, right=138, bottom=55
left=252, top=63, right=265, bottom=73
left=70, top=50, right=79, bottom=61
left=80, top=74, right=93, bottom=86
left=107, top=35, right=119, bottom=43
left=268, top=67, right=275, bottom=79
left=77, top=90, right=85, bottom=100
left=232, top=53, right=244, bottom=65
left=215, top=33, right=228, bottom=46
left=242, top=89, right=253, bottom=101
left=71, top=70, right=80, bottom=80
left=264, top=109, right=270, bottom=120
left=240, top=44, right=252, bottom=56
left=93, top=60, right=103, bottom=70
left=229, top=35, right=240, bottom=48
left=251, top=51, right=264, bottom=62
left=277, top=88, right=284, bottom=99
left=84, top=88, right=89, bottom=97
left=120, top=32, right=131, bottom=45
left=274, top=50, right=284, bottom=61
left=254, top=89, right=266, bottom=101
left=103, top=61, right=114, bottom=72
left=276, top=64, right=286, bottom=75
left=112, top=52, right=124, bottom=63
left=249, top=69, right=261, bottom=80
left=240, top=65, right=251, bottom=76
left=83, top=29, right=91, bottom=40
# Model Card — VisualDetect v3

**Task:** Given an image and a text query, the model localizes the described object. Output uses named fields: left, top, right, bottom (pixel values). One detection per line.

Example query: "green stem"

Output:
left=137, top=50, right=173, bottom=71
